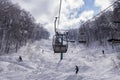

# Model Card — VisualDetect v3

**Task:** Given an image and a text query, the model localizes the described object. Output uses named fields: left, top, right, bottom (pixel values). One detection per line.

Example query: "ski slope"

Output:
left=0, top=39, right=120, bottom=80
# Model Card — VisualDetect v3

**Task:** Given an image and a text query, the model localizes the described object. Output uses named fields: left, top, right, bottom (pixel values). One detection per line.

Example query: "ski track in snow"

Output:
left=0, top=39, right=120, bottom=80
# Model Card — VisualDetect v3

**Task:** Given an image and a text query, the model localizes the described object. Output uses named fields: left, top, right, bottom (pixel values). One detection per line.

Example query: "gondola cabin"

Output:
left=108, top=38, right=120, bottom=43
left=113, top=7, right=120, bottom=23
left=52, top=34, right=68, bottom=53
left=108, top=32, right=120, bottom=44
left=69, top=40, right=75, bottom=43
left=78, top=32, right=87, bottom=44
left=78, top=40, right=87, bottom=43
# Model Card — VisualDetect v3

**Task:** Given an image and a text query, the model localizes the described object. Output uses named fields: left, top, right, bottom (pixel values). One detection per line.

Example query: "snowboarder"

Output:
left=18, top=56, right=22, bottom=62
left=75, top=65, right=79, bottom=74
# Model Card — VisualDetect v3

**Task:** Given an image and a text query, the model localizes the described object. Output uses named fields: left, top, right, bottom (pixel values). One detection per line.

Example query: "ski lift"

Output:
left=107, top=2, right=120, bottom=44
left=52, top=33, right=68, bottom=53
left=52, top=0, right=68, bottom=60
left=108, top=38, right=120, bottom=43
left=52, top=17, right=68, bottom=53
left=69, top=40, right=75, bottom=43
left=78, top=40, right=87, bottom=43
left=113, top=7, right=120, bottom=23
left=78, top=37, right=87, bottom=43
left=108, top=31, right=120, bottom=44
left=78, top=30, right=87, bottom=44
left=67, top=31, right=76, bottom=43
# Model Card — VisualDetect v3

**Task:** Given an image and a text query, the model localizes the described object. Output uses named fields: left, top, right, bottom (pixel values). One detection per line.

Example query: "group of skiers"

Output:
left=17, top=55, right=80, bottom=74
left=16, top=50, right=105, bottom=75
left=74, top=50, right=105, bottom=75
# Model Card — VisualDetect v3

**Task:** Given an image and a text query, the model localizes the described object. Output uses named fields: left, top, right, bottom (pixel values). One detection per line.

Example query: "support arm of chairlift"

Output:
left=54, top=17, right=58, bottom=34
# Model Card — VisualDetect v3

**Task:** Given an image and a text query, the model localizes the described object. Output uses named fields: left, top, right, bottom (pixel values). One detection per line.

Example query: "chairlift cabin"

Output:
left=52, top=33, right=68, bottom=53
left=78, top=32, right=87, bottom=43
left=69, top=40, right=75, bottom=43
left=113, top=7, right=120, bottom=23
left=108, top=4, right=120, bottom=43
left=108, top=31, right=120, bottom=44
left=78, top=40, right=87, bottom=43
left=108, top=39, right=120, bottom=43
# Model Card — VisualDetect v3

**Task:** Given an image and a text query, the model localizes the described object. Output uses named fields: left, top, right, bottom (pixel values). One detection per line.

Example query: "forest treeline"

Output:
left=68, top=0, right=120, bottom=46
left=0, top=0, right=50, bottom=54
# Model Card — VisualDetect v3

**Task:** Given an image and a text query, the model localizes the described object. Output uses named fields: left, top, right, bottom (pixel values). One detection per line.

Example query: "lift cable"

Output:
left=82, top=0, right=119, bottom=25
left=54, top=0, right=62, bottom=33
left=58, top=0, right=62, bottom=25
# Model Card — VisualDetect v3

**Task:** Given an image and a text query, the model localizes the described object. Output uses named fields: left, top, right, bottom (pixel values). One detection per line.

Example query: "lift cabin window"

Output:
left=54, top=35, right=67, bottom=45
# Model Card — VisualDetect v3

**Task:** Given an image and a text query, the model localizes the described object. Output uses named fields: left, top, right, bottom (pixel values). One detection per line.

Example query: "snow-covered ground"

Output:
left=0, top=39, right=120, bottom=80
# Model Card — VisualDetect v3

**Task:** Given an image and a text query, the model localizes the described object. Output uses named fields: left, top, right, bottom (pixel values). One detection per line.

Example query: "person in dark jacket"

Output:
left=42, top=49, right=44, bottom=53
left=75, top=65, right=79, bottom=74
left=102, top=50, right=104, bottom=54
left=102, top=50, right=106, bottom=57
left=18, top=56, right=22, bottom=62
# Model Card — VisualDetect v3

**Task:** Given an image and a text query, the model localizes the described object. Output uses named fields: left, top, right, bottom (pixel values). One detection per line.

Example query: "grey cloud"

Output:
left=10, top=0, right=87, bottom=36
left=11, top=0, right=58, bottom=20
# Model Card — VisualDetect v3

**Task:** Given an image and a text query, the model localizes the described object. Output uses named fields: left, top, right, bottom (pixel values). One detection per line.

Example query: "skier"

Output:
left=75, top=65, right=79, bottom=74
left=102, top=50, right=105, bottom=57
left=102, top=50, right=104, bottom=54
left=42, top=49, right=44, bottom=53
left=18, top=56, right=22, bottom=62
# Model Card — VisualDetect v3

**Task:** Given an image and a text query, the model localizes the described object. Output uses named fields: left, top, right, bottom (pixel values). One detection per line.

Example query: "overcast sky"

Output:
left=10, top=0, right=112, bottom=35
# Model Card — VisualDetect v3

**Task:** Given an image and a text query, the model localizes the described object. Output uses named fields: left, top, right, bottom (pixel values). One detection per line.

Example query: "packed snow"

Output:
left=0, top=39, right=120, bottom=80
